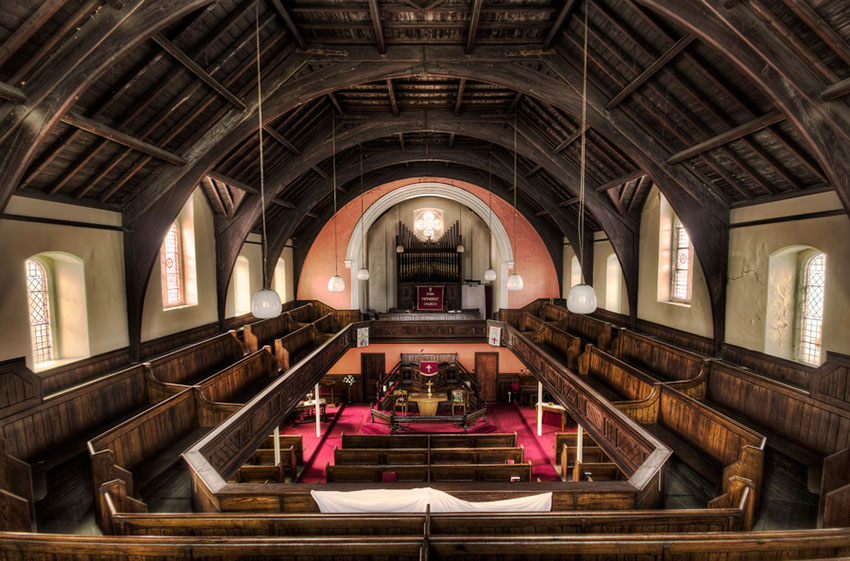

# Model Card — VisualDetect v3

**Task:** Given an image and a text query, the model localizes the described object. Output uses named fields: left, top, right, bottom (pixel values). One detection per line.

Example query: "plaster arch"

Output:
left=343, top=182, right=515, bottom=311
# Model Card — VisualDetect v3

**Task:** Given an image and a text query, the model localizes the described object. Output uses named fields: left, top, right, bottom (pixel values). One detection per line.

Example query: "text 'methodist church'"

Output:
left=0, top=1, right=849, bottom=559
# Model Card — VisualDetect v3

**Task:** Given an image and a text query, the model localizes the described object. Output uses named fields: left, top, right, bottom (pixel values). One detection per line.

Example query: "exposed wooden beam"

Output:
left=151, top=33, right=245, bottom=109
left=466, top=0, right=484, bottom=54
left=558, top=196, right=580, bottom=207
left=264, top=125, right=301, bottom=154
left=780, top=0, right=850, bottom=67
left=398, top=132, right=405, bottom=149
left=272, top=198, right=297, bottom=210
left=525, top=163, right=542, bottom=177
left=594, top=170, right=645, bottom=193
left=543, top=0, right=578, bottom=50
left=269, top=0, right=306, bottom=50
left=311, top=165, right=329, bottom=180
left=606, top=34, right=694, bottom=110
left=667, top=111, right=785, bottom=164
left=535, top=208, right=549, bottom=216
left=387, top=79, right=399, bottom=117
left=207, top=170, right=258, bottom=195
left=454, top=79, right=467, bottom=116
left=60, top=111, right=186, bottom=166
left=0, top=0, right=67, bottom=67
left=822, top=76, right=850, bottom=102
left=552, top=125, right=585, bottom=154
left=449, top=132, right=456, bottom=147
left=367, top=0, right=386, bottom=54
left=0, top=81, right=26, bottom=104
left=328, top=92, right=344, bottom=115
left=507, top=92, right=522, bottom=113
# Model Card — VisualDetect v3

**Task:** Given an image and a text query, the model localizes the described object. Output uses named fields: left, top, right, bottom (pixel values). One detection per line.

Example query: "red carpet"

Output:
left=277, top=402, right=572, bottom=483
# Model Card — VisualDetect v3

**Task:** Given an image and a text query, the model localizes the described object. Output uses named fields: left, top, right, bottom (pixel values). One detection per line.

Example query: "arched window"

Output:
left=670, top=217, right=693, bottom=303
left=799, top=253, right=826, bottom=365
left=273, top=258, right=287, bottom=302
left=570, top=255, right=582, bottom=287
left=25, top=259, right=54, bottom=365
left=161, top=222, right=184, bottom=308
left=605, top=254, right=622, bottom=314
left=234, top=256, right=251, bottom=315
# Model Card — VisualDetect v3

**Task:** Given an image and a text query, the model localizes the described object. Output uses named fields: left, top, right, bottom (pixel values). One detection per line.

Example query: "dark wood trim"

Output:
left=667, top=112, right=785, bottom=165
left=594, top=170, right=645, bottom=193
left=0, top=213, right=126, bottom=232
left=367, top=0, right=386, bottom=54
left=387, top=79, right=399, bottom=117
left=465, top=0, right=484, bottom=54
left=0, top=81, right=26, bottom=104
left=269, top=0, right=306, bottom=50
left=729, top=209, right=846, bottom=229
left=542, top=0, right=578, bottom=50
left=821, top=76, right=850, bottom=102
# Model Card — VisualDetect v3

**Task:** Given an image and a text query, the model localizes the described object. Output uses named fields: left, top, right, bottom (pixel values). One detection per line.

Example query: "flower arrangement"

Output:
left=343, top=374, right=355, bottom=386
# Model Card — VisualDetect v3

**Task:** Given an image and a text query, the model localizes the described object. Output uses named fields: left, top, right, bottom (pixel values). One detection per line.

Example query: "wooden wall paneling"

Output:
left=196, top=347, right=277, bottom=404
left=144, top=331, right=244, bottom=386
left=36, top=348, right=132, bottom=396
left=720, top=344, right=813, bottom=389
left=0, top=358, right=43, bottom=420
left=810, top=352, right=850, bottom=409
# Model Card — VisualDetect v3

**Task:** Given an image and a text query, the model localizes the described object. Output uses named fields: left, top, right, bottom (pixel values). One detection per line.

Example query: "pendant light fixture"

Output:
left=566, top=0, right=598, bottom=315
left=356, top=145, right=370, bottom=281
left=456, top=201, right=465, bottom=253
left=483, top=145, right=497, bottom=282
left=506, top=113, right=524, bottom=292
left=328, top=110, right=345, bottom=293
left=250, top=2, right=282, bottom=319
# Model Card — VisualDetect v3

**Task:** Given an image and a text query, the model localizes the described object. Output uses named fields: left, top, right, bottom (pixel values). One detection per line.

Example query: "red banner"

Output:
left=419, top=361, right=439, bottom=375
left=417, top=285, right=444, bottom=310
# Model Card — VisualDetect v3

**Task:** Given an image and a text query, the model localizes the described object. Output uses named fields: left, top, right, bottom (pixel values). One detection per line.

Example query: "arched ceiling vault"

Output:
left=1, top=1, right=848, bottom=358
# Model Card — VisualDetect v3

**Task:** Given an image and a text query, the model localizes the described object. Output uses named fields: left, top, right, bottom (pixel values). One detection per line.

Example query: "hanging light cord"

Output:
left=332, top=110, right=338, bottom=276
left=513, top=112, right=519, bottom=274
left=256, top=2, right=269, bottom=289
left=360, top=145, right=365, bottom=268
left=488, top=145, right=493, bottom=270
left=578, top=0, right=589, bottom=284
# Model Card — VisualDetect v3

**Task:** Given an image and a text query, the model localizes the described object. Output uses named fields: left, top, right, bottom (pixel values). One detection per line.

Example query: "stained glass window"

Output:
left=26, top=259, right=54, bottom=365
left=670, top=217, right=692, bottom=303
left=799, top=253, right=826, bottom=365
left=161, top=222, right=184, bottom=308
left=413, top=209, right=444, bottom=241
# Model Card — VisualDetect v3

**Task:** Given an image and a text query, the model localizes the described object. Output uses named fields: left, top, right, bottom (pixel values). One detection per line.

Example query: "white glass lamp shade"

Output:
left=328, top=274, right=346, bottom=293
left=356, top=268, right=370, bottom=281
left=456, top=244, right=465, bottom=253
left=567, top=283, right=598, bottom=314
left=396, top=244, right=404, bottom=253
left=506, top=273, right=524, bottom=291
left=483, top=268, right=497, bottom=282
left=251, top=289, right=282, bottom=319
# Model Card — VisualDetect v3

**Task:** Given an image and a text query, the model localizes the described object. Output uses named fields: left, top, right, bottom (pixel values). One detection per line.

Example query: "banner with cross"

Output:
left=489, top=326, right=502, bottom=347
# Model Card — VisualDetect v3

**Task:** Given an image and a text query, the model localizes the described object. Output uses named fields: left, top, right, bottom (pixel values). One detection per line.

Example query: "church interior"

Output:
left=1, top=0, right=850, bottom=559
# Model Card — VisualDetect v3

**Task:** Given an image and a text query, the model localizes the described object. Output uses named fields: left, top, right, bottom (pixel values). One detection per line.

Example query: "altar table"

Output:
left=408, top=392, right=446, bottom=416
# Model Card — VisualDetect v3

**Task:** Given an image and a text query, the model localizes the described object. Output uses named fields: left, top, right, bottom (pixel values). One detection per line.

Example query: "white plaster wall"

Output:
left=0, top=196, right=128, bottom=367
left=224, top=233, right=264, bottom=318
left=726, top=195, right=850, bottom=359
left=592, top=235, right=629, bottom=316
left=141, top=189, right=218, bottom=341
left=636, top=188, right=713, bottom=337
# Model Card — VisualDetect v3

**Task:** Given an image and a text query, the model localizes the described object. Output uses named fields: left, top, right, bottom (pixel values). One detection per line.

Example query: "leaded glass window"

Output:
left=799, top=253, right=826, bottom=365
left=670, top=217, right=693, bottom=303
left=161, top=222, right=184, bottom=308
left=26, top=259, right=53, bottom=365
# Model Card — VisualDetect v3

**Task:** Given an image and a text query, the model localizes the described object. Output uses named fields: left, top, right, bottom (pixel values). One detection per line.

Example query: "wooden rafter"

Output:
left=0, top=0, right=68, bottom=68
left=152, top=33, right=245, bottom=109
left=466, top=0, right=484, bottom=54
left=455, top=79, right=466, bottom=116
left=593, top=169, right=644, bottom=193
left=606, top=34, right=693, bottom=110
left=552, top=124, right=586, bottom=155
left=543, top=0, right=579, bottom=50
left=822, top=76, right=850, bottom=102
left=398, top=132, right=405, bottom=149
left=667, top=111, right=785, bottom=165
left=368, top=0, right=386, bottom=54
left=328, top=93, right=345, bottom=115
left=60, top=112, right=186, bottom=166
left=780, top=0, right=850, bottom=67
left=269, top=0, right=306, bottom=50
left=387, top=79, right=400, bottom=117
left=0, top=81, right=26, bottom=104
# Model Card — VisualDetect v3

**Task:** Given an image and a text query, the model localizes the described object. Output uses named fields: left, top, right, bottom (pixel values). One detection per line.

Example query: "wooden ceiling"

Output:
left=2, top=0, right=850, bottom=349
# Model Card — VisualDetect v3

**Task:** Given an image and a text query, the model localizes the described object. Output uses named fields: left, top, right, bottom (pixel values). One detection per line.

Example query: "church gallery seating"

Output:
left=275, top=324, right=333, bottom=371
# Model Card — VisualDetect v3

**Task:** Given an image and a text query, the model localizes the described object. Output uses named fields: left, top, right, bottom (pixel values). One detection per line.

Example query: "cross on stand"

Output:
left=426, top=380, right=433, bottom=399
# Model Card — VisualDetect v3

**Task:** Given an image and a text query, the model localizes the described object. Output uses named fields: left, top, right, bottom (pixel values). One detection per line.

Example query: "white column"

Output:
left=273, top=426, right=281, bottom=465
left=537, top=381, right=543, bottom=436
left=576, top=424, right=584, bottom=464
left=315, top=383, right=321, bottom=438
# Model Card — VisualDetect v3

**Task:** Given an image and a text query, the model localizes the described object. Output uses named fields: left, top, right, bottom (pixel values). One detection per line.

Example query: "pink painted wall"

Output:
left=327, top=343, right=526, bottom=375
left=297, top=176, right=559, bottom=309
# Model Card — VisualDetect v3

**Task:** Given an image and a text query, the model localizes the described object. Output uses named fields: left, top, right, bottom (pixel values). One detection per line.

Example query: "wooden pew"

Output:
left=577, top=345, right=657, bottom=403
left=0, top=437, right=33, bottom=531
left=275, top=325, right=332, bottom=371
left=311, top=300, right=362, bottom=329
left=260, top=434, right=304, bottom=466
left=429, top=433, right=518, bottom=449
left=87, top=389, right=219, bottom=520
left=538, top=302, right=569, bottom=323
left=144, top=331, right=244, bottom=401
left=232, top=462, right=286, bottom=483
left=333, top=447, right=525, bottom=466
left=244, top=446, right=298, bottom=480
left=195, top=347, right=278, bottom=409
left=611, top=328, right=710, bottom=386
left=821, top=446, right=850, bottom=528
left=562, top=308, right=614, bottom=352
left=0, top=363, right=150, bottom=487
left=243, top=312, right=293, bottom=354
left=288, top=303, right=319, bottom=327
left=341, top=433, right=430, bottom=449
left=312, top=312, right=338, bottom=335
left=340, top=433, right=518, bottom=450
left=518, top=312, right=546, bottom=333
left=325, top=463, right=533, bottom=483
left=534, top=324, right=582, bottom=370
left=325, top=463, right=429, bottom=482
left=429, top=462, right=533, bottom=482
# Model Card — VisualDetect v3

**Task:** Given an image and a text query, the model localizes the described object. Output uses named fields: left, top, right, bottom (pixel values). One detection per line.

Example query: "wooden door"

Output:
left=475, top=352, right=499, bottom=402
left=361, top=353, right=385, bottom=403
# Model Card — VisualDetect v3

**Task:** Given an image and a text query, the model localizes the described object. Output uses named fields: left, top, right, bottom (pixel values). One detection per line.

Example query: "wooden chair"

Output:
left=394, top=393, right=408, bottom=415
left=451, top=389, right=467, bottom=415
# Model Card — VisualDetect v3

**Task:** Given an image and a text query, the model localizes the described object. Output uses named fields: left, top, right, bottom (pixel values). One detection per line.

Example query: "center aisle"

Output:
left=283, top=402, right=570, bottom=483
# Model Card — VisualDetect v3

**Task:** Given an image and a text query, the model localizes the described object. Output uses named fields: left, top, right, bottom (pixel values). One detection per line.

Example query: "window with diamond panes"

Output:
left=670, top=217, right=693, bottom=303
left=26, top=259, right=54, bottom=365
left=161, top=222, right=184, bottom=308
left=799, top=253, right=826, bottom=365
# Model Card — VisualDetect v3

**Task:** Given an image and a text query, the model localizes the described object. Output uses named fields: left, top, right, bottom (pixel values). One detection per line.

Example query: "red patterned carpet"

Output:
left=279, top=402, right=572, bottom=483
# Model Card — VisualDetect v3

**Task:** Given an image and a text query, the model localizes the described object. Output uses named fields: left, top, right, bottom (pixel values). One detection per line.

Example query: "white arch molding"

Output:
left=344, top=182, right=515, bottom=311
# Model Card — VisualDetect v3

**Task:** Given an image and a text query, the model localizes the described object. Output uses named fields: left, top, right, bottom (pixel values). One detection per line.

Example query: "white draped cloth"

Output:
left=310, top=487, right=552, bottom=513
